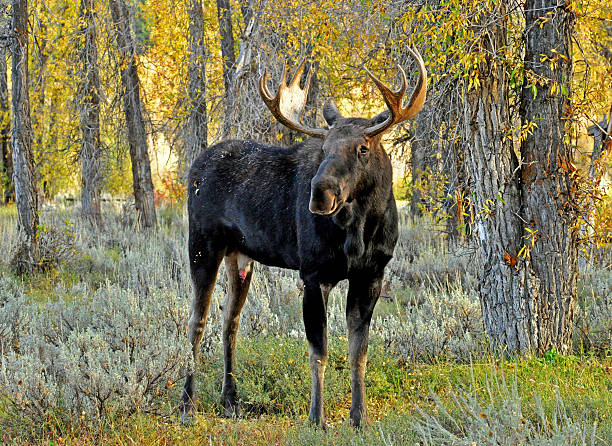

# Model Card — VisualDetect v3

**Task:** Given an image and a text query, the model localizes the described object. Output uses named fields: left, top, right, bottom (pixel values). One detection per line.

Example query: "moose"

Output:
left=181, top=49, right=427, bottom=427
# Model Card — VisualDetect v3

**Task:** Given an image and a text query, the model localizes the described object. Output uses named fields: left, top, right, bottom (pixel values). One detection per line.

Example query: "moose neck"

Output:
left=330, top=140, right=394, bottom=260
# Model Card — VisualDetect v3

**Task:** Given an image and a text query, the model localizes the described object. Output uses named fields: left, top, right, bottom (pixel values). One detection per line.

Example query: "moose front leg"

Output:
left=346, top=275, right=382, bottom=427
left=303, top=279, right=331, bottom=427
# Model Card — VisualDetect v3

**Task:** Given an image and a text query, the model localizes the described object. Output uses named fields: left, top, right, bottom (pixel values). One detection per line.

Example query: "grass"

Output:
left=1, top=204, right=611, bottom=444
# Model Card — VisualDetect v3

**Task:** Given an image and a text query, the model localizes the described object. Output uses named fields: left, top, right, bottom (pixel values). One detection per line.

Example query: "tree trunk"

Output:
left=466, top=2, right=578, bottom=356
left=11, top=0, right=39, bottom=270
left=441, top=123, right=465, bottom=243
left=78, top=0, right=103, bottom=225
left=519, top=0, right=577, bottom=355
left=217, top=0, right=237, bottom=139
left=183, top=0, right=208, bottom=179
left=216, top=0, right=236, bottom=100
left=110, top=0, right=156, bottom=229
left=220, top=3, right=256, bottom=140
left=462, top=4, right=531, bottom=354
left=0, top=45, right=14, bottom=203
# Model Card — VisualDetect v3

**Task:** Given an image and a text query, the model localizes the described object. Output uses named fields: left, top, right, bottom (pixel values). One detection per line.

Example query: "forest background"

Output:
left=0, top=0, right=611, bottom=444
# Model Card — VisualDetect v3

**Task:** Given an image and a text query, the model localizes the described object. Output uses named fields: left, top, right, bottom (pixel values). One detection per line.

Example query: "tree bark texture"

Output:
left=217, top=0, right=238, bottom=139
left=79, top=0, right=103, bottom=225
left=220, top=3, right=256, bottom=140
left=11, top=0, right=39, bottom=265
left=0, top=45, right=14, bottom=203
left=466, top=2, right=578, bottom=355
left=463, top=5, right=533, bottom=354
left=31, top=19, right=47, bottom=185
left=216, top=0, right=236, bottom=101
left=519, top=0, right=577, bottom=354
left=110, top=0, right=156, bottom=229
left=184, top=0, right=208, bottom=179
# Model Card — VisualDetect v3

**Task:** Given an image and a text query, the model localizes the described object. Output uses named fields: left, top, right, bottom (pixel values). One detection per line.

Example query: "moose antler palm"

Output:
left=259, top=60, right=328, bottom=138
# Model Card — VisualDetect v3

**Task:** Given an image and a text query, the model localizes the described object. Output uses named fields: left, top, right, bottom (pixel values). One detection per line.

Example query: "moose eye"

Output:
left=358, top=145, right=368, bottom=155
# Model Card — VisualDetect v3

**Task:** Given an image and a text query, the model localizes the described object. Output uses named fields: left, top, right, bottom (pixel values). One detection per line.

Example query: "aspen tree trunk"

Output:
left=11, top=0, right=39, bottom=270
left=519, top=0, right=577, bottom=354
left=109, top=0, right=156, bottom=229
left=184, top=0, right=208, bottom=179
left=79, top=0, right=103, bottom=225
left=0, top=45, right=14, bottom=203
left=462, top=4, right=531, bottom=354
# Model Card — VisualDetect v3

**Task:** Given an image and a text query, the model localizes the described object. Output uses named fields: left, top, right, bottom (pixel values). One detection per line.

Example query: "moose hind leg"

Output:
left=303, top=279, right=331, bottom=427
left=180, top=246, right=224, bottom=420
left=346, top=275, right=382, bottom=427
left=221, top=252, right=254, bottom=417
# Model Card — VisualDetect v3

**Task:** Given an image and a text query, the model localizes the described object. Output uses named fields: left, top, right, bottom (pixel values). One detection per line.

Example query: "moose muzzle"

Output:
left=309, top=176, right=342, bottom=215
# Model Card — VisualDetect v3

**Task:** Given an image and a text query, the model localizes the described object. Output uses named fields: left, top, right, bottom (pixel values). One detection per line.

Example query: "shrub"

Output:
left=10, top=220, right=79, bottom=274
left=375, top=284, right=487, bottom=362
left=411, top=373, right=598, bottom=445
left=573, top=264, right=612, bottom=352
left=0, top=280, right=192, bottom=427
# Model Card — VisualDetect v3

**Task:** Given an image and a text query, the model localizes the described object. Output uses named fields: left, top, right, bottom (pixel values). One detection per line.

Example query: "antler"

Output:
left=259, top=60, right=328, bottom=138
left=364, top=48, right=427, bottom=138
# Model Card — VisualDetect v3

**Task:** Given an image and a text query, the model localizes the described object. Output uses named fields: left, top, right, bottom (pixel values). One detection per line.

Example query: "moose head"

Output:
left=259, top=48, right=427, bottom=217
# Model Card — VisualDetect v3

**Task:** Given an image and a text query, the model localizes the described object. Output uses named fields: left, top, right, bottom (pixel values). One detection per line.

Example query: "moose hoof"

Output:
left=180, top=411, right=194, bottom=425
left=179, top=387, right=196, bottom=421
left=221, top=388, right=240, bottom=418
left=349, top=407, right=368, bottom=429
left=308, top=416, right=327, bottom=430
left=308, top=409, right=327, bottom=430
left=179, top=400, right=195, bottom=424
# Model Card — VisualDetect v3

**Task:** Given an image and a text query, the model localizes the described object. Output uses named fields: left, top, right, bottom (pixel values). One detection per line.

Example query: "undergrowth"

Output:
left=0, top=204, right=610, bottom=444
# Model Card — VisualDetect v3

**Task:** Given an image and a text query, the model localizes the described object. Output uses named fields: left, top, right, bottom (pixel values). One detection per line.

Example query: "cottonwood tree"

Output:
left=183, top=0, right=208, bottom=179
left=518, top=0, right=578, bottom=354
left=11, top=0, right=39, bottom=270
left=464, top=0, right=578, bottom=355
left=110, top=0, right=156, bottom=228
left=78, top=0, right=103, bottom=225
left=216, top=0, right=235, bottom=140
left=218, top=0, right=258, bottom=141
left=461, top=2, right=527, bottom=353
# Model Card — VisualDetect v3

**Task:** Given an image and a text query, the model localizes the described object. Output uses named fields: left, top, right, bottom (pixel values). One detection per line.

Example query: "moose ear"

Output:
left=323, top=100, right=343, bottom=127
left=369, top=110, right=390, bottom=127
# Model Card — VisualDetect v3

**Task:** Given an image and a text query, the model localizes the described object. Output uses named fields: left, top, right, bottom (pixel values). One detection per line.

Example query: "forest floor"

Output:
left=0, top=203, right=611, bottom=445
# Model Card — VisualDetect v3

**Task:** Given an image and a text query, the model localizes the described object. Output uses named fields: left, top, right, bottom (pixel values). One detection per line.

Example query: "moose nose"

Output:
left=309, top=176, right=341, bottom=215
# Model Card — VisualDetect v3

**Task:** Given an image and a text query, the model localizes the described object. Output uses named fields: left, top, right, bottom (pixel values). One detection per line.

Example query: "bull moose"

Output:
left=181, top=49, right=427, bottom=427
